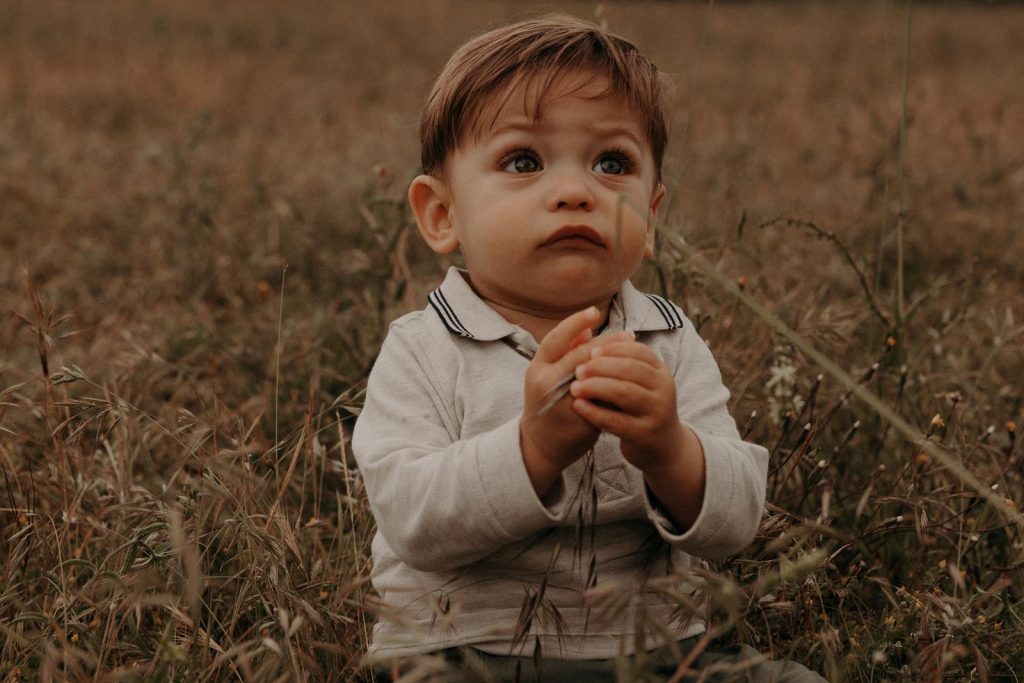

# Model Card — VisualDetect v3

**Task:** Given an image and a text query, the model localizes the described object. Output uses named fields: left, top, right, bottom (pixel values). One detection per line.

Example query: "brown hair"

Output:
left=418, top=15, right=669, bottom=180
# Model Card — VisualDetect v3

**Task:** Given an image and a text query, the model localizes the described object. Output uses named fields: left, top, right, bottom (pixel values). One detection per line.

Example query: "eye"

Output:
left=593, top=151, right=633, bottom=175
left=500, top=150, right=541, bottom=174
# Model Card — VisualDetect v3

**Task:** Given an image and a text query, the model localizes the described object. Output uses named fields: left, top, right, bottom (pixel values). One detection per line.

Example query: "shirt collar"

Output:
left=428, top=266, right=685, bottom=342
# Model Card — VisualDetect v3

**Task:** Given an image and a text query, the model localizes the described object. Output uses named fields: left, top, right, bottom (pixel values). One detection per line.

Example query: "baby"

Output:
left=354, top=14, right=823, bottom=682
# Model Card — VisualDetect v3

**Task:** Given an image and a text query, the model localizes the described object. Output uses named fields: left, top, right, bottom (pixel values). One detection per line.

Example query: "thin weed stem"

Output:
left=894, top=0, right=912, bottom=347
left=760, top=216, right=891, bottom=327
left=275, top=265, right=288, bottom=478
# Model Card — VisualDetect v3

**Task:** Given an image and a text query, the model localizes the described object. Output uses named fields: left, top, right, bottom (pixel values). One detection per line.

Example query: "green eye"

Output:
left=594, top=155, right=626, bottom=175
left=503, top=153, right=540, bottom=173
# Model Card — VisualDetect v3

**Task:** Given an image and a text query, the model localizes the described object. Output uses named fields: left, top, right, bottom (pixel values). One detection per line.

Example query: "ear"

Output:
left=644, top=183, right=667, bottom=258
left=408, top=174, right=460, bottom=254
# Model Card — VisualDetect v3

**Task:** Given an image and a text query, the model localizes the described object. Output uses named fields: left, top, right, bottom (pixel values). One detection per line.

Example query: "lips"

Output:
left=542, top=225, right=605, bottom=247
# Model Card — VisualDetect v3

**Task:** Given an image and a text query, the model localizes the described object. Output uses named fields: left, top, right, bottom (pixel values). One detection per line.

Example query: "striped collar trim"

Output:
left=427, top=269, right=516, bottom=341
left=427, top=288, right=476, bottom=339
left=641, top=292, right=685, bottom=330
left=428, top=267, right=686, bottom=341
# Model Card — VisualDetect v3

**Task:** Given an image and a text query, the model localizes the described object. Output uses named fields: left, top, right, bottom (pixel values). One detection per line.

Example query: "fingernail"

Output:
left=590, top=347, right=602, bottom=358
left=570, top=381, right=581, bottom=395
left=575, top=364, right=586, bottom=378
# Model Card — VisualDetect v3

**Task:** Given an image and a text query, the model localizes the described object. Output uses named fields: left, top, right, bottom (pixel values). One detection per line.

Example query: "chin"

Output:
left=536, top=278, right=620, bottom=311
left=550, top=260, right=622, bottom=288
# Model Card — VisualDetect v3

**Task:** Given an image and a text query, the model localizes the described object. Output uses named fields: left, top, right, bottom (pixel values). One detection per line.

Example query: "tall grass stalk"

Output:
left=274, top=265, right=288, bottom=478
left=894, top=0, right=912, bottom=347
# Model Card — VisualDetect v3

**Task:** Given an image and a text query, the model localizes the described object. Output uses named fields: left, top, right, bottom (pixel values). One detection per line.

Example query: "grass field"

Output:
left=1, top=1, right=1023, bottom=680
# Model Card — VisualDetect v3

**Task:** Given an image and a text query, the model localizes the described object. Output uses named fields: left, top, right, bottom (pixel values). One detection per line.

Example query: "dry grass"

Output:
left=1, top=1, right=1022, bottom=680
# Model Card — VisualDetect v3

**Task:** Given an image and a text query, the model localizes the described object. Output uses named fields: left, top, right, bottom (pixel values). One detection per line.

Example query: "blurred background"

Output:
left=1, top=1, right=1022, bottom=680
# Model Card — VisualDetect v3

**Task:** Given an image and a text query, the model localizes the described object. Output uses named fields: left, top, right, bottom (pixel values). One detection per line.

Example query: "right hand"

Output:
left=520, top=306, right=635, bottom=496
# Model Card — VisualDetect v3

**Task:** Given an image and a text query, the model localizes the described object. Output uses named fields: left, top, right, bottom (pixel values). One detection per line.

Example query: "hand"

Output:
left=520, top=307, right=634, bottom=496
left=568, top=339, right=686, bottom=471
left=569, top=339, right=706, bottom=529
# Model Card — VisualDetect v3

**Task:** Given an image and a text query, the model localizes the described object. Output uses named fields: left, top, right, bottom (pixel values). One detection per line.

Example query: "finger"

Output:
left=570, top=376, right=651, bottom=414
left=535, top=306, right=602, bottom=363
left=568, top=326, right=593, bottom=350
left=589, top=341, right=664, bottom=368
left=536, top=331, right=634, bottom=415
left=591, top=329, right=637, bottom=347
left=573, top=397, right=645, bottom=437
left=555, top=330, right=634, bottom=374
left=576, top=356, right=660, bottom=388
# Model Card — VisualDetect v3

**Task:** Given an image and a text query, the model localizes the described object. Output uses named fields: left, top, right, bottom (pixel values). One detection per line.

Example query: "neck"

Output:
left=481, top=295, right=612, bottom=343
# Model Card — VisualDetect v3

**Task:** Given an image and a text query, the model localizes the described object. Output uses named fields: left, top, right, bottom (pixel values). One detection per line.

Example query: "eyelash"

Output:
left=496, top=147, right=638, bottom=175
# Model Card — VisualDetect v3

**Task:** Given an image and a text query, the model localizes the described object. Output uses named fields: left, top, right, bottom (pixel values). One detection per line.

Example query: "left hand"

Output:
left=568, top=337, right=686, bottom=472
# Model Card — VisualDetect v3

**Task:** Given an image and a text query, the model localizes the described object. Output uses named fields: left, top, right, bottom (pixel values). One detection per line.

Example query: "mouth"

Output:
left=542, top=225, right=606, bottom=248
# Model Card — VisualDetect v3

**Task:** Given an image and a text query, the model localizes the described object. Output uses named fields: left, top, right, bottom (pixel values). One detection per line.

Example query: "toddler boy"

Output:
left=354, top=14, right=824, bottom=682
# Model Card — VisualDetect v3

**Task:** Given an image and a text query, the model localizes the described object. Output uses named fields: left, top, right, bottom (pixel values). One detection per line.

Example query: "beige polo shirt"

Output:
left=353, top=267, right=768, bottom=660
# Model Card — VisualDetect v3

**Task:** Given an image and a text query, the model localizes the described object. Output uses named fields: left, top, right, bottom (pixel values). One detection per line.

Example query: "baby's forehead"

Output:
left=466, top=69, right=638, bottom=140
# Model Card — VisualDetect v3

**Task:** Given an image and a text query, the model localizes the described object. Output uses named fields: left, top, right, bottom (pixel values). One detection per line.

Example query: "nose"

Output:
left=548, top=169, right=595, bottom=211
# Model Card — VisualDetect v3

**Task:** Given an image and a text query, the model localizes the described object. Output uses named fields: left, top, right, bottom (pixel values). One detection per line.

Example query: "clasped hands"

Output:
left=520, top=306, right=688, bottom=498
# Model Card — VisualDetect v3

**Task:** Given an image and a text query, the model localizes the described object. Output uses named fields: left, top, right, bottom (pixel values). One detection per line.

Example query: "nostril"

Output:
left=557, top=199, right=589, bottom=209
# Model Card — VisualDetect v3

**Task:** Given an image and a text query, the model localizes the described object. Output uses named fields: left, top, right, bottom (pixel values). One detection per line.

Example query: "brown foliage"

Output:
left=1, top=1, right=1022, bottom=680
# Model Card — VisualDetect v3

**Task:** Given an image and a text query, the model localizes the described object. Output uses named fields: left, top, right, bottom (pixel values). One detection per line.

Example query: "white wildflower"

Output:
left=766, top=343, right=805, bottom=424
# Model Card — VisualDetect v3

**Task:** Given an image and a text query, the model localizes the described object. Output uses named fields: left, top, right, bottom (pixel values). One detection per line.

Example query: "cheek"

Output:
left=462, top=202, right=524, bottom=243
left=621, top=214, right=655, bottom=261
left=452, top=222, right=505, bottom=265
left=617, top=206, right=651, bottom=240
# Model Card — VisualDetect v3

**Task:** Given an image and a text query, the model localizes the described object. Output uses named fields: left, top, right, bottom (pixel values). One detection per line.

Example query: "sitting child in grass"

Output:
left=353, top=14, right=824, bottom=682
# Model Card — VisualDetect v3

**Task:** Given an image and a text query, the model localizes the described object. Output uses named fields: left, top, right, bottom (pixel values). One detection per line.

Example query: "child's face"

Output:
left=416, top=70, right=665, bottom=315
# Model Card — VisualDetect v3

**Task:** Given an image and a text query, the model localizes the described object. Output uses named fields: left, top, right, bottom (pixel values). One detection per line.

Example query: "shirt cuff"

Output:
left=642, top=426, right=735, bottom=555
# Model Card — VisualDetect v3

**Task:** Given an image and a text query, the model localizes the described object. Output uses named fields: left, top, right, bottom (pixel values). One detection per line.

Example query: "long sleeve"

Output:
left=352, top=323, right=562, bottom=573
left=641, top=317, right=769, bottom=559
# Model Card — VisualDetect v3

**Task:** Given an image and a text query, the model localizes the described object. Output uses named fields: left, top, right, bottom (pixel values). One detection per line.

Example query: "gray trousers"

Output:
left=372, top=636, right=827, bottom=682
